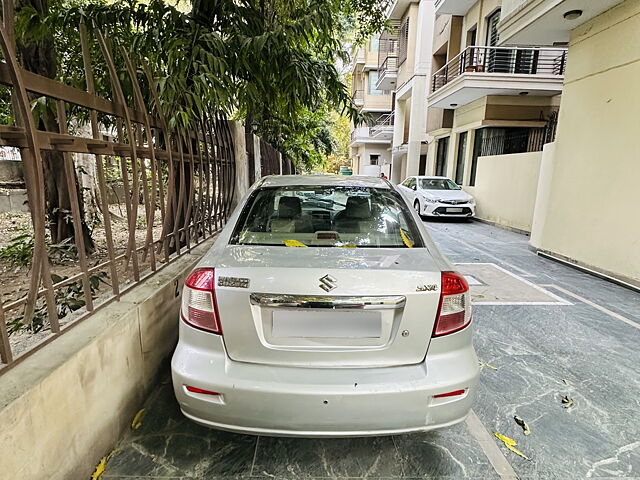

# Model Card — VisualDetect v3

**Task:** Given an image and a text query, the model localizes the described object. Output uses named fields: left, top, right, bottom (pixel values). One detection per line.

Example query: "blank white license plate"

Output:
left=272, top=310, right=382, bottom=338
left=447, top=207, right=463, bottom=213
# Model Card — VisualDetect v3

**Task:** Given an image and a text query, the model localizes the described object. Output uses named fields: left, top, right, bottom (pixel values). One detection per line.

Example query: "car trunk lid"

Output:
left=212, top=246, right=442, bottom=368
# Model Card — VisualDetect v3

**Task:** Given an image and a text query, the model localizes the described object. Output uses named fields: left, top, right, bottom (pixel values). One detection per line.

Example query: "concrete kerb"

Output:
left=0, top=235, right=216, bottom=480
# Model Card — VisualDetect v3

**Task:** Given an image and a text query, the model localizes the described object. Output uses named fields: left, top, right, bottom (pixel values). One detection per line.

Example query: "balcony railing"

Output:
left=431, top=46, right=568, bottom=92
left=378, top=20, right=400, bottom=72
left=380, top=56, right=398, bottom=80
left=370, top=113, right=394, bottom=138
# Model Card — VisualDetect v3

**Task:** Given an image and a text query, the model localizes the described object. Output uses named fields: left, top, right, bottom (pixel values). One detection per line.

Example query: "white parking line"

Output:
left=456, top=262, right=573, bottom=306
left=543, top=284, right=640, bottom=330
left=466, top=410, right=518, bottom=480
left=427, top=227, right=536, bottom=277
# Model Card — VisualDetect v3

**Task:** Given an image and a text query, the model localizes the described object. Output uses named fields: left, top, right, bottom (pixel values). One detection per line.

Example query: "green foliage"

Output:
left=33, top=0, right=390, bottom=170
left=0, top=233, right=34, bottom=267
left=7, top=271, right=108, bottom=335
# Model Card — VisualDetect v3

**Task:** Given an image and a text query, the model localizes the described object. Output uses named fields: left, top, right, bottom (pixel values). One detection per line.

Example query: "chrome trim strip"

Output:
left=249, top=294, right=406, bottom=310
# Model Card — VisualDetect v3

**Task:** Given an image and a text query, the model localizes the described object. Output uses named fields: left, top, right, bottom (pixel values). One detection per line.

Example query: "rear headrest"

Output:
left=343, top=196, right=371, bottom=219
left=278, top=196, right=301, bottom=218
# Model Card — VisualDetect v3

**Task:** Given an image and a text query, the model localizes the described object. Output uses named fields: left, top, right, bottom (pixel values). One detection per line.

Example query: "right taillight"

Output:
left=433, top=271, right=471, bottom=337
left=181, top=268, right=222, bottom=334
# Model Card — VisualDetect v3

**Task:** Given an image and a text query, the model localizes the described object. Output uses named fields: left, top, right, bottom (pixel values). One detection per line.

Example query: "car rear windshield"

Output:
left=419, top=178, right=460, bottom=190
left=230, top=186, right=423, bottom=248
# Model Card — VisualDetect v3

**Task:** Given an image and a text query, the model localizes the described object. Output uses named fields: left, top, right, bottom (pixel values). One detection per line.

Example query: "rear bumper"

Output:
left=171, top=324, right=480, bottom=437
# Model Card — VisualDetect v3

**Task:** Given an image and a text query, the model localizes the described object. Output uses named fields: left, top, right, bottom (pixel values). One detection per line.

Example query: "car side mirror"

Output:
left=411, top=185, right=417, bottom=191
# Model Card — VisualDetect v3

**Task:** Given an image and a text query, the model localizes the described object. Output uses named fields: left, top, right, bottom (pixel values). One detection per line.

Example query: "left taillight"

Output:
left=181, top=268, right=222, bottom=334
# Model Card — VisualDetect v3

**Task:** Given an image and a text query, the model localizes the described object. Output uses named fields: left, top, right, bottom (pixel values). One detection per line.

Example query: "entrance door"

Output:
left=418, top=154, right=427, bottom=175
left=435, top=137, right=449, bottom=177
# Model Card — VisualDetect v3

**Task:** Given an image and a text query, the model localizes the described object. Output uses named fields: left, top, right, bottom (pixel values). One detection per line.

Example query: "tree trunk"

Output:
left=15, top=0, right=95, bottom=252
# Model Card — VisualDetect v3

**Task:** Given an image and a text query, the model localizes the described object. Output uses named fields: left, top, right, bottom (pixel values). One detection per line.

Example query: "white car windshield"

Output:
left=230, top=186, right=423, bottom=248
left=419, top=179, right=461, bottom=190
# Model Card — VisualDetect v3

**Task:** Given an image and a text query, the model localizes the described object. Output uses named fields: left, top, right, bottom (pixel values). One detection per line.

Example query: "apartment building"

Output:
left=425, top=0, right=567, bottom=231
left=349, top=37, right=394, bottom=177
left=498, top=0, right=640, bottom=286
left=377, top=0, right=436, bottom=183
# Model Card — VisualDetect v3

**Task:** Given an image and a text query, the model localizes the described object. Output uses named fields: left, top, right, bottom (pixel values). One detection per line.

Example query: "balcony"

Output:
left=352, top=89, right=364, bottom=107
left=499, top=0, right=625, bottom=45
left=370, top=113, right=394, bottom=140
left=428, top=45, right=567, bottom=109
left=434, top=0, right=477, bottom=15
left=352, top=47, right=366, bottom=69
left=376, top=21, right=400, bottom=91
left=350, top=114, right=394, bottom=146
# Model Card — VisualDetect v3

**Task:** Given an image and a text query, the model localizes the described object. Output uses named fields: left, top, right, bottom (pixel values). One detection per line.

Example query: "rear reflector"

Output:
left=181, top=268, right=222, bottom=334
left=185, top=385, right=220, bottom=396
left=433, top=389, right=466, bottom=398
left=433, top=271, right=471, bottom=337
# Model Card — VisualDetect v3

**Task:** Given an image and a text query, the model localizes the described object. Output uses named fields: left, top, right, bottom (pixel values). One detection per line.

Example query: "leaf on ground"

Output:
left=514, top=415, right=532, bottom=435
left=472, top=294, right=485, bottom=299
left=494, top=432, right=530, bottom=460
left=479, top=361, right=498, bottom=370
left=131, top=408, right=146, bottom=430
left=91, top=457, right=107, bottom=480
left=561, top=395, right=574, bottom=409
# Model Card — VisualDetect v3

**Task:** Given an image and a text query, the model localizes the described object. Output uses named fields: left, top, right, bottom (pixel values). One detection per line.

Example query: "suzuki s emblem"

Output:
left=319, top=274, right=337, bottom=292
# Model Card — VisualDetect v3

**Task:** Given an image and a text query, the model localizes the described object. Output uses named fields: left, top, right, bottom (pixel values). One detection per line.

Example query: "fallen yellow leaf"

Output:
left=131, top=408, right=145, bottom=430
left=493, top=432, right=530, bottom=460
left=91, top=457, right=107, bottom=480
left=479, top=361, right=498, bottom=370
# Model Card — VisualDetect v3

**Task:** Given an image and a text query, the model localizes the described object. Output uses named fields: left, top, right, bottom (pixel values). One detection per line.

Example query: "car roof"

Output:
left=257, top=175, right=391, bottom=189
left=413, top=176, right=450, bottom=180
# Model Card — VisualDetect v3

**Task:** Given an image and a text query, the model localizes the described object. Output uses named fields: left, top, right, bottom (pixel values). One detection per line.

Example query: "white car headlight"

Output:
left=423, top=196, right=438, bottom=204
left=467, top=197, right=475, bottom=205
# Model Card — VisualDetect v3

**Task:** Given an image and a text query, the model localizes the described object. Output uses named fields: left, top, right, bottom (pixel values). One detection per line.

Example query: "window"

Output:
left=368, top=71, right=383, bottom=95
left=419, top=178, right=461, bottom=191
left=454, top=132, right=467, bottom=185
left=435, top=137, right=449, bottom=177
left=230, top=186, right=423, bottom=248
left=369, top=154, right=379, bottom=165
left=486, top=10, right=501, bottom=46
left=402, top=177, right=416, bottom=189
left=398, top=18, right=409, bottom=65
left=370, top=34, right=380, bottom=53
left=486, top=10, right=513, bottom=73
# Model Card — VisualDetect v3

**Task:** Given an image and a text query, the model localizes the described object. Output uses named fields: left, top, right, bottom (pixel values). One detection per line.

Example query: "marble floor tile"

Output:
left=251, top=435, right=404, bottom=478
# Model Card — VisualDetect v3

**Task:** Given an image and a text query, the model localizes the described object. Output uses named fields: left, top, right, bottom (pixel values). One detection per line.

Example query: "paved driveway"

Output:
left=101, top=220, right=640, bottom=480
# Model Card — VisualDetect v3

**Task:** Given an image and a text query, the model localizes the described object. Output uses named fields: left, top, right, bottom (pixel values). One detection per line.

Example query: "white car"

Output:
left=172, top=175, right=479, bottom=437
left=398, top=176, right=475, bottom=218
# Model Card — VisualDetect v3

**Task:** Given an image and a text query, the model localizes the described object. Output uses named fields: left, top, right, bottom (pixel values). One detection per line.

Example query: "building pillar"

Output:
left=445, top=131, right=459, bottom=180
left=391, top=97, right=407, bottom=183
left=406, top=76, right=427, bottom=177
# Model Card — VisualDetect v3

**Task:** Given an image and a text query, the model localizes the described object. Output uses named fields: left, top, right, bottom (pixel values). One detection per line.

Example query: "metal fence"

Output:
left=0, top=20, right=236, bottom=372
left=478, top=127, right=547, bottom=156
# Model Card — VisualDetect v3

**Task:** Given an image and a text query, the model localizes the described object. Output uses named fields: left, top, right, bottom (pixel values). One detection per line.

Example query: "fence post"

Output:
left=278, top=152, right=283, bottom=175
left=253, top=134, right=262, bottom=182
